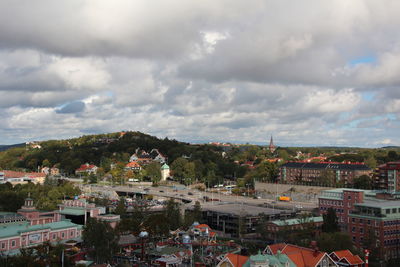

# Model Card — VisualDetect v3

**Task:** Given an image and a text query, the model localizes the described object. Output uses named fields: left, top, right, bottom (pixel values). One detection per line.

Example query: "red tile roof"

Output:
left=125, top=161, right=141, bottom=168
left=224, top=253, right=249, bottom=267
left=268, top=243, right=327, bottom=267
left=333, top=250, right=364, bottom=265
left=2, top=170, right=45, bottom=179
left=76, top=164, right=97, bottom=172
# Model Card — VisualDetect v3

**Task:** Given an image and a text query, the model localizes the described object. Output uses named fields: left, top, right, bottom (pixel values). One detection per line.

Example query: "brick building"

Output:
left=265, top=216, right=323, bottom=241
left=280, top=162, right=371, bottom=185
left=374, top=161, right=400, bottom=193
left=319, top=188, right=400, bottom=260
left=318, top=188, right=373, bottom=228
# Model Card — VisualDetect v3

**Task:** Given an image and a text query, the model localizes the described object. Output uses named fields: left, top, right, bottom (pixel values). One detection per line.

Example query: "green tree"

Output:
left=317, top=232, right=354, bottom=253
left=353, top=175, right=372, bottom=189
left=114, top=197, right=126, bottom=216
left=144, top=162, right=161, bottom=183
left=171, top=157, right=189, bottom=182
left=322, top=207, right=340, bottom=233
left=164, top=199, right=181, bottom=230
left=83, top=218, right=119, bottom=263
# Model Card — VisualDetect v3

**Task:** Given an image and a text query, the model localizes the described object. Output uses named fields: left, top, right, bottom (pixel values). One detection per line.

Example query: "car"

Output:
left=159, top=190, right=164, bottom=193
left=144, top=188, right=150, bottom=191
left=188, top=192, right=193, bottom=195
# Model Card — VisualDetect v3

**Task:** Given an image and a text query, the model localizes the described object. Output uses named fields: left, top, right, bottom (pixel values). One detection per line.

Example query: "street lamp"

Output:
left=139, top=231, right=149, bottom=263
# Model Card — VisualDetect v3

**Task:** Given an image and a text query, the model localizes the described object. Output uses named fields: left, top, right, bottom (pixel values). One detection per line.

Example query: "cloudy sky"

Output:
left=1, top=1, right=400, bottom=147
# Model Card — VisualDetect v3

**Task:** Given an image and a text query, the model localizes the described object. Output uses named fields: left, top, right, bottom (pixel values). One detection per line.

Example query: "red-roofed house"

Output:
left=329, top=250, right=364, bottom=267
left=217, top=253, right=249, bottom=267
left=2, top=170, right=46, bottom=184
left=75, top=163, right=98, bottom=175
left=264, top=243, right=338, bottom=267
left=124, top=161, right=141, bottom=172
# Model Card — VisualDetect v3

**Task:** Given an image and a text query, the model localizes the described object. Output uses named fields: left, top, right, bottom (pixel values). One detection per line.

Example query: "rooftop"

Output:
left=355, top=199, right=400, bottom=209
left=202, top=203, right=285, bottom=216
left=0, top=219, right=82, bottom=239
left=270, top=216, right=323, bottom=226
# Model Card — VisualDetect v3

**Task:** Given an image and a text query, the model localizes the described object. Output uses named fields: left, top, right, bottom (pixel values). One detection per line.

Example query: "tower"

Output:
left=161, top=163, right=170, bottom=181
left=269, top=135, right=276, bottom=153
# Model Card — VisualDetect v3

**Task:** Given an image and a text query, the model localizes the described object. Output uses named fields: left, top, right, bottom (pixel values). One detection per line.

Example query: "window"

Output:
left=360, top=219, right=363, bottom=224
left=393, top=208, right=397, bottom=213
left=360, top=228, right=364, bottom=234
left=348, top=196, right=352, bottom=200
left=11, top=240, right=16, bottom=247
left=352, top=227, right=356, bottom=232
left=52, top=233, right=56, bottom=240
left=368, top=220, right=371, bottom=225
left=1, top=243, right=5, bottom=249
left=61, top=232, right=65, bottom=238
left=387, top=209, right=391, bottom=214
left=352, top=218, right=355, bottom=223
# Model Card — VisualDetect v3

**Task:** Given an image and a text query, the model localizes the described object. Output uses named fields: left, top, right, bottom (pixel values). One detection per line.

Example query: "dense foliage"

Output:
left=0, top=179, right=80, bottom=211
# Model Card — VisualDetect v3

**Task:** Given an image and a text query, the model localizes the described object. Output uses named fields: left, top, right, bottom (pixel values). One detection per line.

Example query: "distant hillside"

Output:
left=0, top=143, right=25, bottom=152
left=0, top=131, right=231, bottom=176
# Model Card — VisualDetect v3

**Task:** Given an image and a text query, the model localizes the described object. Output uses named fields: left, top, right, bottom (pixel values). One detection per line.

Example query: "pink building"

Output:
left=0, top=198, right=82, bottom=254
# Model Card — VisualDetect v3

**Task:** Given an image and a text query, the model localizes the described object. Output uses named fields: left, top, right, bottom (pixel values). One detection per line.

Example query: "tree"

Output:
left=114, top=197, right=126, bottom=216
left=83, top=218, right=119, bottom=263
left=144, top=162, right=161, bottom=183
left=317, top=232, right=354, bottom=253
left=322, top=207, right=340, bottom=233
left=353, top=175, right=372, bottom=189
left=171, top=157, right=189, bottom=183
left=164, top=199, right=181, bottom=230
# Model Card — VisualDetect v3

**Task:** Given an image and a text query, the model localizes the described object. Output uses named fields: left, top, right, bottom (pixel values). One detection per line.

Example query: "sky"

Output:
left=1, top=1, right=400, bottom=147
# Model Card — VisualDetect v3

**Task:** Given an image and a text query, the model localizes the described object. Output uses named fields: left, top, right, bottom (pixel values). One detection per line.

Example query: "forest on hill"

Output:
left=1, top=131, right=400, bottom=187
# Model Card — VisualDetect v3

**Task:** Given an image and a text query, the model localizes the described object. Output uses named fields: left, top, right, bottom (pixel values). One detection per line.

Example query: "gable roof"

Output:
left=331, top=250, right=364, bottom=265
left=267, top=243, right=334, bottom=267
left=224, top=253, right=249, bottom=267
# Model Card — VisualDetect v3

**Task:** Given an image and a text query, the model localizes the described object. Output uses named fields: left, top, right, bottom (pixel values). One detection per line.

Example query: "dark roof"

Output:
left=281, top=162, right=370, bottom=171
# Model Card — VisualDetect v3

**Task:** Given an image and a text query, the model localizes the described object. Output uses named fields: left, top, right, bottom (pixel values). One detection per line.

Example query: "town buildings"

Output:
left=264, top=243, right=338, bottom=267
left=279, top=162, right=371, bottom=185
left=374, top=161, right=400, bottom=193
left=265, top=216, right=323, bottom=241
left=0, top=197, right=82, bottom=254
left=0, top=170, right=46, bottom=184
left=319, top=188, right=400, bottom=260
left=201, top=203, right=297, bottom=237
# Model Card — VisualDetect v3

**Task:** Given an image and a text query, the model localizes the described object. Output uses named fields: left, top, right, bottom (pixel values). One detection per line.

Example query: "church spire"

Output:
left=269, top=135, right=276, bottom=153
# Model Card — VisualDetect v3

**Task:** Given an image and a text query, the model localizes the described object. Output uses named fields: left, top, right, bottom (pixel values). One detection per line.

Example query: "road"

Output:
left=85, top=184, right=318, bottom=211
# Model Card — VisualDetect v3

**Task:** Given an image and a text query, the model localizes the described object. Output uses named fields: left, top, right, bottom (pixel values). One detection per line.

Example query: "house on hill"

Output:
left=75, top=163, right=98, bottom=175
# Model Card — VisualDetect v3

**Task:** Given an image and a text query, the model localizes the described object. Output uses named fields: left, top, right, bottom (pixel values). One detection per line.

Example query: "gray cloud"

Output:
left=1, top=1, right=400, bottom=146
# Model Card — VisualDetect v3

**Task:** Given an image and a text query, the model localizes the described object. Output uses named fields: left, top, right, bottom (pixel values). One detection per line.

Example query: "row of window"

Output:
left=384, top=230, right=400, bottom=236
left=383, top=220, right=400, bottom=226
left=320, top=200, right=343, bottom=206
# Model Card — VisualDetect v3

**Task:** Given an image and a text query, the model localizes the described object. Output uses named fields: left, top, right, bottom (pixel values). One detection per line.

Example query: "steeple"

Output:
left=269, top=135, right=276, bottom=153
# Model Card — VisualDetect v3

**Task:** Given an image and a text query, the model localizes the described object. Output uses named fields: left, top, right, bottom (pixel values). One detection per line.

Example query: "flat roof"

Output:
left=202, top=203, right=286, bottom=216
left=355, top=199, right=400, bottom=209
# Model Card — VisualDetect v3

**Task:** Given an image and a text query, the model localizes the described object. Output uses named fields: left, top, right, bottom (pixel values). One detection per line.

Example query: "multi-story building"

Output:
left=0, top=197, right=82, bottom=254
left=318, top=188, right=374, bottom=228
left=348, top=199, right=400, bottom=261
left=265, top=216, right=323, bottom=241
left=319, top=188, right=400, bottom=260
left=201, top=204, right=297, bottom=237
left=374, top=161, right=400, bottom=193
left=280, top=162, right=371, bottom=185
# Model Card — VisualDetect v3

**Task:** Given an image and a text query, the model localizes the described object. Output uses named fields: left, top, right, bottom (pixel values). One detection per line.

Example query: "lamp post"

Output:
left=139, top=231, right=149, bottom=263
